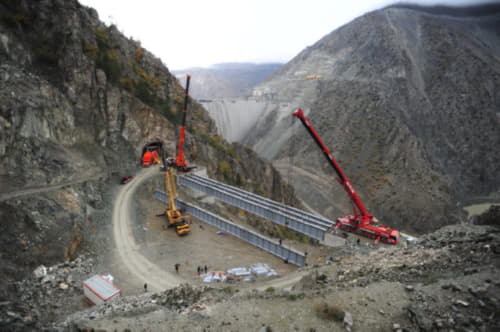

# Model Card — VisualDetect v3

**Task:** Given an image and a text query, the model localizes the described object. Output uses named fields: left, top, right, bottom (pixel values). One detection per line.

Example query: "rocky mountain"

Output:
left=0, top=0, right=297, bottom=318
left=1, top=1, right=499, bottom=331
left=173, top=62, right=283, bottom=99
left=242, top=4, right=500, bottom=234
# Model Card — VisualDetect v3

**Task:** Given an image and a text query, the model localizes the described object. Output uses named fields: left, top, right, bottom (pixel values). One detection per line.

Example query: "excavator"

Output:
left=173, top=74, right=196, bottom=172
left=293, top=108, right=399, bottom=244
left=160, top=155, right=191, bottom=236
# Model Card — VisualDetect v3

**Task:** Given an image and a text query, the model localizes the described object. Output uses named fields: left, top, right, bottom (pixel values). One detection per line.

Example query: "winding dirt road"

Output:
left=112, top=166, right=183, bottom=292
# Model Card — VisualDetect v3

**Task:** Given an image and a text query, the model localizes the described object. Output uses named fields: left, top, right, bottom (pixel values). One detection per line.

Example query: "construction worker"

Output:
left=175, top=263, right=180, bottom=273
left=144, top=283, right=147, bottom=292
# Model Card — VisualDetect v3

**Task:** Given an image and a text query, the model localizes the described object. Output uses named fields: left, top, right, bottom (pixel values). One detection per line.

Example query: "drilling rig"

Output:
left=173, top=74, right=196, bottom=172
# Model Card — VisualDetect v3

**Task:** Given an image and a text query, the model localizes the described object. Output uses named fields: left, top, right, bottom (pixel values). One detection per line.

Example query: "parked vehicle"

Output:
left=120, top=175, right=133, bottom=184
left=141, top=141, right=163, bottom=167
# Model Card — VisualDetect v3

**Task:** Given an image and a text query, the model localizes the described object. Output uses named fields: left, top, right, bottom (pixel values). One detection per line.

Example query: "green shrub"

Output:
left=86, top=26, right=166, bottom=106
left=135, top=78, right=155, bottom=105
left=83, top=43, right=99, bottom=60
left=288, top=293, right=304, bottom=301
left=226, top=145, right=236, bottom=158
left=217, top=161, right=232, bottom=179
left=156, top=101, right=176, bottom=122
left=95, top=27, right=110, bottom=48
left=173, top=95, right=184, bottom=106
left=0, top=11, right=32, bottom=28
left=96, top=53, right=122, bottom=83
left=235, top=173, right=245, bottom=186
left=34, top=45, right=58, bottom=65
left=120, top=77, right=135, bottom=93
left=209, top=136, right=226, bottom=153
left=135, top=47, right=144, bottom=62
left=314, top=302, right=345, bottom=321
left=223, top=286, right=234, bottom=294
left=265, top=287, right=275, bottom=293
left=90, top=27, right=123, bottom=83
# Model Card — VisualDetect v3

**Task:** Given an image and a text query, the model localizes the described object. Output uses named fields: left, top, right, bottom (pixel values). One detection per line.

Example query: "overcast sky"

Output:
left=78, top=0, right=498, bottom=70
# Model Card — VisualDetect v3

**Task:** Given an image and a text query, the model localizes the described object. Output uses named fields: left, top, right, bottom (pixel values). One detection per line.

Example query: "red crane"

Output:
left=174, top=74, right=196, bottom=172
left=293, top=108, right=399, bottom=244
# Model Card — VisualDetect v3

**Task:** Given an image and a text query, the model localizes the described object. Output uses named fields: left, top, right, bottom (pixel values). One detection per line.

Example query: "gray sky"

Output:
left=78, top=0, right=498, bottom=70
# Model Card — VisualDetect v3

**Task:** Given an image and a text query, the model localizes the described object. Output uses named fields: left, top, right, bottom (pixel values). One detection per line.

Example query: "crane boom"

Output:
left=165, top=166, right=179, bottom=213
left=174, top=74, right=191, bottom=171
left=156, top=74, right=194, bottom=235
left=161, top=157, right=190, bottom=236
left=293, top=109, right=370, bottom=219
left=292, top=108, right=399, bottom=244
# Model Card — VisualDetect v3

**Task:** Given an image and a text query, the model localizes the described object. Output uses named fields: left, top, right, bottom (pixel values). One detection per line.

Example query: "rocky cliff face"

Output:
left=0, top=0, right=297, bottom=302
left=243, top=5, right=500, bottom=234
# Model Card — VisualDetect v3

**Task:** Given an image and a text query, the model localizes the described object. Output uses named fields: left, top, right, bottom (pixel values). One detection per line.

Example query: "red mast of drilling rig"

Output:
left=174, top=74, right=195, bottom=172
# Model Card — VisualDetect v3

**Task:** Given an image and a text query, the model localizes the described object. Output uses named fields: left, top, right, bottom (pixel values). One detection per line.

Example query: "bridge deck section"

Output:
left=178, top=174, right=335, bottom=242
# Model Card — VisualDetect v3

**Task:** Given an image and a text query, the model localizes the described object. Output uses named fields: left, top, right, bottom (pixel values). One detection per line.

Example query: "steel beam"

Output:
left=178, top=174, right=333, bottom=241
left=154, top=190, right=306, bottom=266
left=183, top=174, right=333, bottom=228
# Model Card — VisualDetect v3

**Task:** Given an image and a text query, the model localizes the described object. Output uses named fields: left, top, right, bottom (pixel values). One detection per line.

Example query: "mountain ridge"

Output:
left=243, top=5, right=500, bottom=233
left=173, top=62, right=283, bottom=99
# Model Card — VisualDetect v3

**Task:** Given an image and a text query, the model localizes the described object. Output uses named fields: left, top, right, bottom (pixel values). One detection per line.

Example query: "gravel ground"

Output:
left=57, top=223, right=499, bottom=332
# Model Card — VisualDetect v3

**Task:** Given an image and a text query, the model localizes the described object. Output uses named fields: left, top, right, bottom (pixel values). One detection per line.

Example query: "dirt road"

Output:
left=112, top=166, right=183, bottom=292
left=0, top=173, right=103, bottom=202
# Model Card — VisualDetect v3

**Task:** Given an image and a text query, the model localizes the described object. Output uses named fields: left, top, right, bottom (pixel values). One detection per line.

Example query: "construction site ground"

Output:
left=104, top=166, right=341, bottom=296
left=8, top=166, right=498, bottom=332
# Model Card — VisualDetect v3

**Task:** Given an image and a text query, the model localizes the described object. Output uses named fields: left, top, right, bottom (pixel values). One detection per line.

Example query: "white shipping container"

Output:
left=83, top=275, right=121, bottom=305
